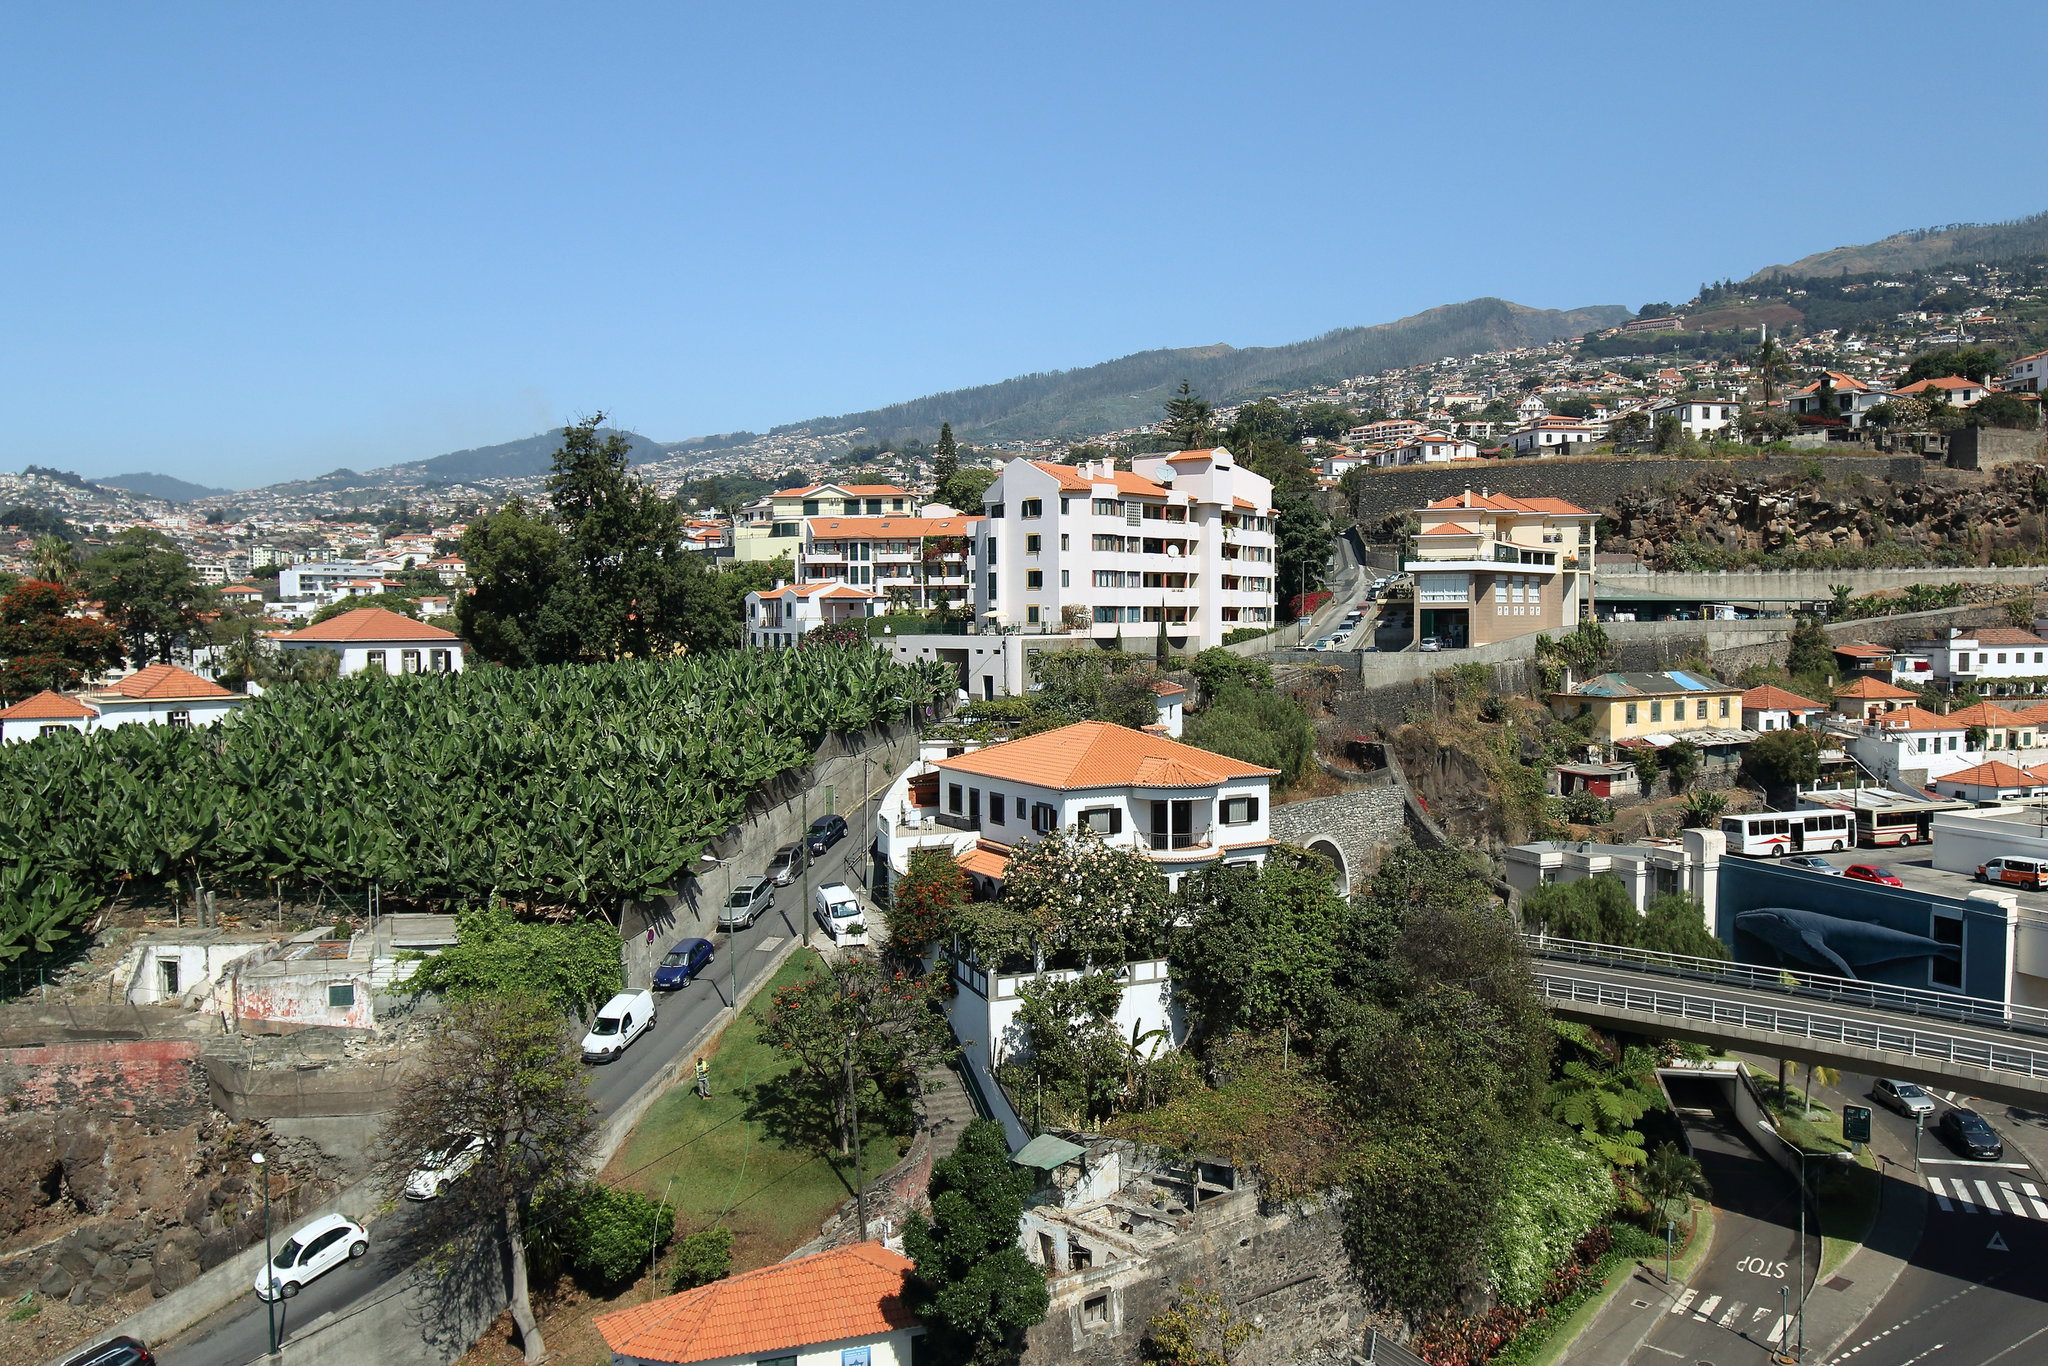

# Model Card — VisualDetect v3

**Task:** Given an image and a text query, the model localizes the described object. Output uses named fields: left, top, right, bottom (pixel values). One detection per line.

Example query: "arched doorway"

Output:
left=1305, top=838, right=1350, bottom=896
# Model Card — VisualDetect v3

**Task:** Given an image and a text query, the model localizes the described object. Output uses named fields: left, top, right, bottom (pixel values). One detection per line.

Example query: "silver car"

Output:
left=1874, top=1077, right=1935, bottom=1119
left=1784, top=855, right=1841, bottom=875
left=766, top=842, right=807, bottom=886
left=719, top=876, right=774, bottom=929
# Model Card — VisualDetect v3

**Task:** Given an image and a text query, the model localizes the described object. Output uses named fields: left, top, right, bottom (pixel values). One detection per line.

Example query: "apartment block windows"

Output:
left=1081, top=806, right=1123, bottom=835
left=948, top=784, right=964, bottom=815
left=803, top=499, right=820, bottom=516
left=1021, top=499, right=1043, bottom=518
left=1062, top=570, right=1070, bottom=587
left=1027, top=606, right=1041, bottom=624
left=1026, top=570, right=1044, bottom=589
left=1026, top=534, right=1042, bottom=553
left=986, top=503, right=1004, bottom=518
left=1061, top=534, right=1070, bottom=550
left=1093, top=498, right=1121, bottom=517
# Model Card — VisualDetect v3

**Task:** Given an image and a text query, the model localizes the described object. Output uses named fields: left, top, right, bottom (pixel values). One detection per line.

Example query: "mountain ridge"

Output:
left=1747, top=209, right=2048, bottom=280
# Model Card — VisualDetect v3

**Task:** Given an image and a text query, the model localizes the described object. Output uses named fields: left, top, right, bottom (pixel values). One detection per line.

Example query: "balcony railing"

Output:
left=1147, top=832, right=1211, bottom=851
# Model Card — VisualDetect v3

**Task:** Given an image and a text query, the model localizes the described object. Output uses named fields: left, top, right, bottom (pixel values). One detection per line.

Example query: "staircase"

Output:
left=919, top=1058, right=981, bottom=1165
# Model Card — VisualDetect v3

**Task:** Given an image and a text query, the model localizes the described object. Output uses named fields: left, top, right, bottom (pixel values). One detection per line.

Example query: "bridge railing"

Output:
left=1521, top=931, right=2048, bottom=1037
left=1532, top=971, right=2048, bottom=1084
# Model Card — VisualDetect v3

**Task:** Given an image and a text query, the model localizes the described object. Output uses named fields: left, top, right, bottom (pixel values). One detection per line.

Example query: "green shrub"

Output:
left=1608, top=1222, right=1665, bottom=1259
left=1485, top=1137, right=1615, bottom=1306
left=668, top=1226, right=734, bottom=1291
left=567, top=1182, right=674, bottom=1288
left=1183, top=685, right=1314, bottom=788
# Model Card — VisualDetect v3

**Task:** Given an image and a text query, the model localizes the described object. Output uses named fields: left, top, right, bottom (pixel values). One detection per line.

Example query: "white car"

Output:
left=580, top=989, right=655, bottom=1063
left=255, top=1213, right=369, bottom=1300
left=1419, top=637, right=1442, bottom=653
left=404, top=1134, right=484, bottom=1200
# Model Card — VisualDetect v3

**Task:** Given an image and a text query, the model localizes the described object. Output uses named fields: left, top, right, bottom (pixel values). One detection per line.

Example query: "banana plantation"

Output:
left=0, top=648, right=952, bottom=967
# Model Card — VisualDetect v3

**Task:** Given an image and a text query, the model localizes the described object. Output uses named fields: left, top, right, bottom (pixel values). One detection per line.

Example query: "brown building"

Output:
left=1406, top=489, right=1599, bottom=649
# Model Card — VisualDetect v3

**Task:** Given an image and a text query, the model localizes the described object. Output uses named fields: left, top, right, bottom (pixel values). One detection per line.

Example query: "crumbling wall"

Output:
left=0, top=1040, right=207, bottom=1123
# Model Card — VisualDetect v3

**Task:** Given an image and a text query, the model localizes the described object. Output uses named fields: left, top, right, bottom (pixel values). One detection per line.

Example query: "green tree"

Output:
left=1184, top=686, right=1315, bottom=789
left=1171, top=848, right=1348, bottom=1046
left=309, top=592, right=419, bottom=625
left=934, top=466, right=998, bottom=514
left=1787, top=615, right=1833, bottom=678
left=1681, top=789, right=1727, bottom=827
left=1161, top=381, right=1214, bottom=450
left=1639, top=892, right=1727, bottom=959
left=1639, top=1141, right=1707, bottom=1224
left=1545, top=1057, right=1649, bottom=1167
left=29, top=536, right=77, bottom=585
left=1185, top=647, right=1270, bottom=696
left=1273, top=486, right=1332, bottom=615
left=1143, top=1284, right=1262, bottom=1366
left=456, top=497, right=573, bottom=666
left=1664, top=739, right=1701, bottom=792
left=1296, top=402, right=1356, bottom=441
left=1905, top=345, right=2002, bottom=385
left=903, top=1119, right=1050, bottom=1365
left=1755, top=333, right=1790, bottom=404
left=932, top=421, right=959, bottom=489
left=0, top=580, right=125, bottom=701
left=376, top=992, right=596, bottom=1365
left=1007, top=969, right=1128, bottom=1125
left=968, top=824, right=1168, bottom=969
left=1744, top=727, right=1822, bottom=791
left=561, top=1181, right=673, bottom=1288
left=1968, top=392, right=2039, bottom=430
left=406, top=902, right=624, bottom=1019
left=1610, top=411, right=1653, bottom=450
left=79, top=529, right=212, bottom=664
left=667, top=1226, right=733, bottom=1291
left=1521, top=876, right=1637, bottom=946
left=891, top=846, right=968, bottom=958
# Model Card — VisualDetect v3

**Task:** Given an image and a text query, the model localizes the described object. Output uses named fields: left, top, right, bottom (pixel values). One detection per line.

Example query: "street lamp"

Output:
left=700, top=853, right=738, bottom=1008
left=253, top=1151, right=277, bottom=1354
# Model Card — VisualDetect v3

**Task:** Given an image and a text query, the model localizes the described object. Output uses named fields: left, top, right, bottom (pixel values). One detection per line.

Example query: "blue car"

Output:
left=652, top=938, right=714, bottom=991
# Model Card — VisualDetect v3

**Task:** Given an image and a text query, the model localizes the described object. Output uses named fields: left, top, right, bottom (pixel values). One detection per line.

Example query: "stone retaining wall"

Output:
left=0, top=1040, right=207, bottom=1123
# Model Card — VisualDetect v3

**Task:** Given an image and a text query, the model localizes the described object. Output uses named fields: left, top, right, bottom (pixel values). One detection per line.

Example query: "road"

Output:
left=155, top=856, right=837, bottom=1366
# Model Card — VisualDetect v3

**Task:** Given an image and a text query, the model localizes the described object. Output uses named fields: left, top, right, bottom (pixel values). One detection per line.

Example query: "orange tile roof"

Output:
left=1831, top=642, right=1893, bottom=658
left=957, top=841, right=1013, bottom=880
left=0, top=690, right=95, bottom=721
left=769, top=582, right=879, bottom=599
left=1029, top=462, right=1171, bottom=497
left=805, top=516, right=981, bottom=537
left=1943, top=701, right=2031, bottom=729
left=285, top=607, right=461, bottom=643
left=594, top=1242, right=916, bottom=1366
left=2008, top=703, right=2048, bottom=728
left=1835, top=676, right=1919, bottom=700
left=1894, top=376, right=1983, bottom=394
left=1419, top=522, right=1477, bottom=535
left=1149, top=680, right=1185, bottom=696
left=1162, top=448, right=1228, bottom=462
left=1741, top=685, right=1824, bottom=712
left=931, top=720, right=1277, bottom=789
left=778, top=483, right=912, bottom=498
left=1937, top=760, right=2040, bottom=789
left=96, top=664, right=236, bottom=701
left=1960, top=628, right=2048, bottom=647
left=1872, top=704, right=1962, bottom=732
left=1423, top=491, right=1595, bottom=517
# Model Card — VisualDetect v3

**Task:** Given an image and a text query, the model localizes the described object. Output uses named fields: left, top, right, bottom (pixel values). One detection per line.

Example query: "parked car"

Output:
left=580, top=989, right=655, bottom=1063
left=1938, top=1106, right=2004, bottom=1160
left=1315, top=637, right=1337, bottom=650
left=1418, top=637, right=1442, bottom=653
left=405, top=1134, right=484, bottom=1200
left=254, top=1214, right=369, bottom=1300
left=813, top=882, right=865, bottom=942
left=719, top=876, right=774, bottom=929
left=1977, top=855, right=2046, bottom=889
left=652, top=937, right=714, bottom=990
left=1843, top=863, right=1905, bottom=887
left=807, top=813, right=848, bottom=854
left=766, top=841, right=808, bottom=886
left=1783, top=855, right=1841, bottom=875
left=61, top=1338, right=153, bottom=1366
left=1873, top=1078, right=1935, bottom=1119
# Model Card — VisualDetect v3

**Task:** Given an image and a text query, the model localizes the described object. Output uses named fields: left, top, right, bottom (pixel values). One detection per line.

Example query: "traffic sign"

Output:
left=1843, top=1105, right=1872, bottom=1144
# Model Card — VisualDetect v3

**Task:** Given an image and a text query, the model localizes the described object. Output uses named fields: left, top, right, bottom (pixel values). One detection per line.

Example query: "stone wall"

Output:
left=0, top=1040, right=208, bottom=1123
left=1268, top=788, right=1407, bottom=893
left=1024, top=1188, right=1377, bottom=1366
left=1949, top=425, right=2047, bottom=471
left=1341, top=452, right=1924, bottom=527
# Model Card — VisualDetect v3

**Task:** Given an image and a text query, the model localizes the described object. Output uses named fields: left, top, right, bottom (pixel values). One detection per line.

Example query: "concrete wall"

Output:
left=1949, top=426, right=2046, bottom=471
left=0, top=1040, right=208, bottom=1122
left=1341, top=453, right=1925, bottom=528
left=206, top=1059, right=410, bottom=1120
left=1596, top=563, right=2047, bottom=602
left=620, top=724, right=921, bottom=991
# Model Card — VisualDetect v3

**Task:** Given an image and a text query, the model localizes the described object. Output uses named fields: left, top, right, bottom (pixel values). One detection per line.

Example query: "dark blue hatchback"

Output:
left=653, top=938, right=714, bottom=990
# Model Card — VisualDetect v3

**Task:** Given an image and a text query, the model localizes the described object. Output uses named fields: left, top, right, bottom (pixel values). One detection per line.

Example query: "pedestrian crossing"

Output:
left=1668, top=1288, right=1787, bottom=1343
left=1924, top=1174, right=2048, bottom=1217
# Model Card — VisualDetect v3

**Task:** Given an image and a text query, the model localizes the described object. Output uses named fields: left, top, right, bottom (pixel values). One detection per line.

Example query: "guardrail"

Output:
left=1533, top=971, right=2048, bottom=1084
left=1522, top=932, right=2048, bottom=1036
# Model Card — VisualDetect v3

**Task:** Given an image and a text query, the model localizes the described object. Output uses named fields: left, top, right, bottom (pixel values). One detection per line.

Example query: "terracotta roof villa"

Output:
left=3, top=665, right=248, bottom=742
left=930, top=719, right=1278, bottom=790
left=280, top=607, right=464, bottom=677
left=595, top=1242, right=918, bottom=1366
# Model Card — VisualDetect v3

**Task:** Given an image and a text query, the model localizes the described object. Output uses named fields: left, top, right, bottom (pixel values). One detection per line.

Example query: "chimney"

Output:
left=1462, top=487, right=1472, bottom=508
left=774, top=578, right=785, bottom=590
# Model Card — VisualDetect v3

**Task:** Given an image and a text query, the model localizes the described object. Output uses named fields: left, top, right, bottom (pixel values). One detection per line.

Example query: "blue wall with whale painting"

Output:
left=1718, top=858, right=2009, bottom=1005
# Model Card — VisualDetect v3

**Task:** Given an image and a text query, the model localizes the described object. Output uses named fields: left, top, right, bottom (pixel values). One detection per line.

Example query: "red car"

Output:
left=1843, top=863, right=1904, bottom=887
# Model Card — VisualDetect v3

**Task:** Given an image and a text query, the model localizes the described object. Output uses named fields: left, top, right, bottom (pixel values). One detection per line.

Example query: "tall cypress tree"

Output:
left=932, top=421, right=959, bottom=489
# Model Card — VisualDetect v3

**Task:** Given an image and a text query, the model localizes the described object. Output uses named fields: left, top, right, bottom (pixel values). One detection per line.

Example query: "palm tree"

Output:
left=30, top=536, right=76, bottom=584
left=1640, top=1141, right=1708, bottom=1223
left=1756, top=331, right=1790, bottom=405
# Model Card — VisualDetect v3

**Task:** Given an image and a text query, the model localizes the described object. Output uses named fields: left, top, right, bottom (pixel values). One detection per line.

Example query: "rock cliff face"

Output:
left=1609, top=465, right=2048, bottom=567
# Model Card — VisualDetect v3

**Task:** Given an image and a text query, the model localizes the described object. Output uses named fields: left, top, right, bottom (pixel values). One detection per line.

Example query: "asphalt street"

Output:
left=154, top=859, right=834, bottom=1366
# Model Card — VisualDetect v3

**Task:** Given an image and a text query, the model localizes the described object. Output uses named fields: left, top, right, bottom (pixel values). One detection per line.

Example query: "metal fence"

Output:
left=1522, top=931, right=2048, bottom=1036
left=1533, top=970, right=2048, bottom=1084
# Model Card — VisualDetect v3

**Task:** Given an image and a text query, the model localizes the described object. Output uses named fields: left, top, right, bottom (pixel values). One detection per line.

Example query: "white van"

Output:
left=813, top=883, right=867, bottom=945
left=580, top=989, right=655, bottom=1063
left=1978, top=856, right=2045, bottom=889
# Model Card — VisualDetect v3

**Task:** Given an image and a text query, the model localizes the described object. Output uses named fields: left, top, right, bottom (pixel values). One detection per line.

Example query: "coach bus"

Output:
left=1720, top=808, right=1855, bottom=857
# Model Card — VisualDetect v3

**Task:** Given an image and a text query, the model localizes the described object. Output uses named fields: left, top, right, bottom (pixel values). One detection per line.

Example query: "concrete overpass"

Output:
left=1529, top=936, right=2048, bottom=1109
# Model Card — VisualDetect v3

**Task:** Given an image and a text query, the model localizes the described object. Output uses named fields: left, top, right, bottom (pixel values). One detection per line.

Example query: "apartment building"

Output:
left=1405, top=488, right=1597, bottom=649
left=731, top=482, right=915, bottom=563
left=1900, top=628, right=2048, bottom=690
left=973, top=450, right=1278, bottom=651
left=797, top=511, right=982, bottom=612
left=2006, top=350, right=2046, bottom=394
left=1648, top=397, right=1739, bottom=439
left=1508, top=416, right=1600, bottom=455
left=1379, top=431, right=1479, bottom=465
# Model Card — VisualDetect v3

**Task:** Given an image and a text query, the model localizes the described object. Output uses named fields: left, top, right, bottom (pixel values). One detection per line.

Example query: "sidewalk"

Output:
left=1568, top=1237, right=1708, bottom=1365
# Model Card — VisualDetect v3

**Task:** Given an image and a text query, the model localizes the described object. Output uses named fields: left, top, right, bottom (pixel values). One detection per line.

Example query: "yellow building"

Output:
left=731, top=482, right=915, bottom=562
left=1406, top=489, right=1598, bottom=649
left=1549, top=669, right=1747, bottom=744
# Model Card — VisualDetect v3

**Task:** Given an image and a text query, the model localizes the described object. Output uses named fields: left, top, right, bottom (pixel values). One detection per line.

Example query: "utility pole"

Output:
left=846, top=1027, right=867, bottom=1240
left=254, top=1151, right=277, bottom=1354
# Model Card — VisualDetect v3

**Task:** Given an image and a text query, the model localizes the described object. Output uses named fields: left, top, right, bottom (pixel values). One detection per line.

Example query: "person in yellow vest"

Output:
left=695, top=1057, right=710, bottom=1100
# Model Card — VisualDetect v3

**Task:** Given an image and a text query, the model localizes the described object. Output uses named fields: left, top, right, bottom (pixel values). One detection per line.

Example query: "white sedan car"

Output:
left=405, top=1134, right=484, bottom=1200
left=255, top=1213, right=369, bottom=1300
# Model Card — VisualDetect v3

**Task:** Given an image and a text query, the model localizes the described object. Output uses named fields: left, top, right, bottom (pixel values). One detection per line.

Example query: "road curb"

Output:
left=1805, top=1160, right=1929, bottom=1365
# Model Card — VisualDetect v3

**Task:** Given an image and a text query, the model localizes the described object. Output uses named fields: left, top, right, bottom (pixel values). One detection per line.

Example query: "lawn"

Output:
left=1760, top=1087, right=1880, bottom=1276
left=603, top=948, right=916, bottom=1275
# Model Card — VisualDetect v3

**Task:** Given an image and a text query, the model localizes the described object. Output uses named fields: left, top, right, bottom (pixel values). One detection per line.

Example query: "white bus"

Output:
left=1720, top=808, right=1854, bottom=857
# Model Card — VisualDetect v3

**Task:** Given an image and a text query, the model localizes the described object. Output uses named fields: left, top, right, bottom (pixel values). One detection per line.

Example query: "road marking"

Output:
left=1975, top=1179, right=2004, bottom=1212
left=1927, top=1176, right=1956, bottom=1211
left=2024, top=1182, right=2048, bottom=1217
left=1918, top=1158, right=2032, bottom=1169
left=754, top=936, right=785, bottom=952
left=1751, top=1305, right=1773, bottom=1323
left=1979, top=1320, right=2048, bottom=1364
left=1717, top=1299, right=1745, bottom=1327
left=1669, top=1288, right=1697, bottom=1316
left=1989, top=1230, right=2009, bottom=1251
left=1767, top=1314, right=1792, bottom=1345
left=1996, top=1181, right=2032, bottom=1217
left=1693, top=1292, right=1721, bottom=1321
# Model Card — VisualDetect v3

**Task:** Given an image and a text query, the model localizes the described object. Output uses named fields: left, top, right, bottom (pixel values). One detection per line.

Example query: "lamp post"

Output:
left=846, top=1027, right=867, bottom=1240
left=1796, top=1147, right=1808, bottom=1361
left=253, top=1151, right=277, bottom=1354
left=700, top=853, right=737, bottom=1009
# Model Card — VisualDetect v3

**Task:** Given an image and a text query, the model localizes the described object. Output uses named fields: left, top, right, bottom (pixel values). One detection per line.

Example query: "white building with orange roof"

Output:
left=732, top=481, right=916, bottom=563
left=78, top=664, right=250, bottom=731
left=1929, top=760, right=2048, bottom=803
left=0, top=690, right=98, bottom=743
left=1787, top=372, right=1885, bottom=428
left=1741, top=684, right=1827, bottom=732
left=744, top=580, right=880, bottom=649
left=1405, top=488, right=1598, bottom=649
left=2004, top=349, right=2046, bottom=394
left=1831, top=675, right=1921, bottom=721
left=278, top=607, right=464, bottom=676
left=1836, top=703, right=1969, bottom=786
left=973, top=450, right=1277, bottom=650
left=1891, top=375, right=1991, bottom=407
left=1508, top=415, right=1601, bottom=455
left=1901, top=627, right=2048, bottom=690
left=798, top=511, right=982, bottom=614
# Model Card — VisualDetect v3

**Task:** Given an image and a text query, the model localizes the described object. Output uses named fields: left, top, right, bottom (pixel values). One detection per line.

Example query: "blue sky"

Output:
left=2, top=3, right=2042, bottom=489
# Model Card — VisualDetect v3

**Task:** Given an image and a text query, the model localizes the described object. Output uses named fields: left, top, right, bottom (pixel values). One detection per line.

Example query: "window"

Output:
left=1032, top=803, right=1056, bottom=834
left=1026, top=534, right=1042, bottom=553
left=1094, top=498, right=1121, bottom=516
left=842, top=1351, right=872, bottom=1366
left=1083, top=1296, right=1109, bottom=1328
left=1931, top=915, right=1963, bottom=988
left=990, top=793, right=1006, bottom=824
left=948, top=784, right=963, bottom=814
left=1649, top=700, right=1662, bottom=723
left=38, top=724, right=65, bottom=737
left=1021, top=498, right=1043, bottom=518
left=1625, top=702, right=1638, bottom=725
left=1719, top=696, right=1730, bottom=718
left=1093, top=534, right=1125, bottom=552
left=366, top=650, right=386, bottom=672
left=758, top=1358, right=798, bottom=1366
left=327, top=982, right=356, bottom=1009
left=1027, top=605, right=1041, bottom=624
left=985, top=537, right=996, bottom=566
left=402, top=649, right=422, bottom=674
left=985, top=503, right=1004, bottom=518
left=1061, top=570, right=1069, bottom=587
left=167, top=710, right=192, bottom=729
left=430, top=649, right=452, bottom=672
left=802, top=499, right=820, bottom=516
left=1082, top=806, right=1123, bottom=835
left=1695, top=699, right=1707, bottom=720
left=1061, top=534, right=1070, bottom=550
left=1026, top=570, right=1043, bottom=589
left=1220, top=795, right=1259, bottom=824
left=865, top=498, right=883, bottom=514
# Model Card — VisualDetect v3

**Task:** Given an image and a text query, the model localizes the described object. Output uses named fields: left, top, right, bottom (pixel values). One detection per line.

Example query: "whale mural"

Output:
left=1733, top=906, right=1959, bottom=980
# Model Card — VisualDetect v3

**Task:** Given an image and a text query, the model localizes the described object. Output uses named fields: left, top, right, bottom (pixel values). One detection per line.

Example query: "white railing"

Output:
left=1533, top=971, right=2048, bottom=1083
left=1522, top=931, right=2048, bottom=1034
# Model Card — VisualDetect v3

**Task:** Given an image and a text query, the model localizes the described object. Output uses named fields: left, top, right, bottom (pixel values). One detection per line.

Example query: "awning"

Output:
left=1012, top=1134, right=1087, bottom=1171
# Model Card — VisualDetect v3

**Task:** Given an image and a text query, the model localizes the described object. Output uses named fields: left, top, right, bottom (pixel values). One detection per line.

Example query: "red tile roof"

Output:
left=931, top=720, right=1277, bottom=789
left=1894, top=376, right=1983, bottom=395
left=593, top=1242, right=916, bottom=1366
left=777, top=483, right=912, bottom=498
left=1030, top=462, right=1172, bottom=498
left=97, top=664, right=236, bottom=701
left=1831, top=642, right=1893, bottom=659
left=1960, top=628, right=2048, bottom=647
left=1419, top=521, right=1476, bottom=535
left=957, top=840, right=1013, bottom=880
left=1937, top=761, right=2040, bottom=789
left=1871, top=704, right=1962, bottom=732
left=767, top=582, right=879, bottom=599
left=1741, top=685, right=1824, bottom=712
left=1834, top=676, right=1919, bottom=700
left=1423, top=491, right=1595, bottom=516
left=0, top=690, right=95, bottom=721
left=805, top=516, right=981, bottom=537
left=285, top=608, right=461, bottom=643
left=1942, top=701, right=2031, bottom=729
